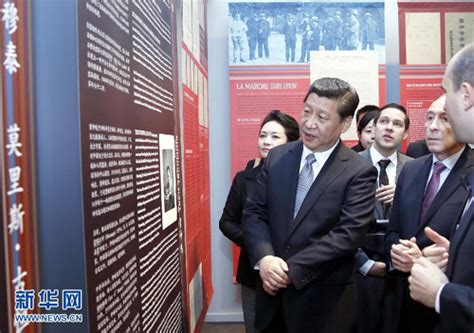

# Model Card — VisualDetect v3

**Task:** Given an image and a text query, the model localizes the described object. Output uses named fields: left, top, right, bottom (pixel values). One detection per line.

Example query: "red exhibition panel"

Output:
left=400, top=67, right=446, bottom=143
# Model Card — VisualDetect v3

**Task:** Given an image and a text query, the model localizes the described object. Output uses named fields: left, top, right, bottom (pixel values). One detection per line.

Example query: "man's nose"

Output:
left=305, top=115, right=318, bottom=128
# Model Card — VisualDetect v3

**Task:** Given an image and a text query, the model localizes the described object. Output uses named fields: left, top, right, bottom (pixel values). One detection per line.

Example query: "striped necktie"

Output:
left=294, top=154, right=316, bottom=219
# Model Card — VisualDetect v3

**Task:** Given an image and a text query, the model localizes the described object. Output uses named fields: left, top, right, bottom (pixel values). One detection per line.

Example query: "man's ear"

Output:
left=341, top=116, right=353, bottom=133
left=460, top=82, right=474, bottom=111
left=402, top=131, right=408, bottom=141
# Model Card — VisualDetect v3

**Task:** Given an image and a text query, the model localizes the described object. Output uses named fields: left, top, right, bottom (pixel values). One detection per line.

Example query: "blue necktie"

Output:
left=294, top=154, right=316, bottom=219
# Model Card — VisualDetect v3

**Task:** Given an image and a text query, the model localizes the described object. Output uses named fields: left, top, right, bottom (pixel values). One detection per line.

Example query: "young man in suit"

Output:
left=243, top=77, right=377, bottom=333
left=355, top=103, right=412, bottom=333
left=385, top=93, right=474, bottom=333
left=408, top=43, right=474, bottom=333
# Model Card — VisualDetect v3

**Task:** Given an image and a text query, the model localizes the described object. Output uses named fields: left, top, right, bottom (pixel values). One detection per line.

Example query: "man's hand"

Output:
left=409, top=256, right=448, bottom=308
left=376, top=184, right=396, bottom=204
left=259, top=255, right=290, bottom=295
left=391, top=237, right=421, bottom=272
left=422, top=227, right=450, bottom=272
left=368, top=261, right=386, bottom=277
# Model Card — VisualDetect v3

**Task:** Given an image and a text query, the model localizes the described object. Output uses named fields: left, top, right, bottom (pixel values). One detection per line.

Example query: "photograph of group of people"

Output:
left=220, top=44, right=474, bottom=333
left=228, top=2, right=385, bottom=65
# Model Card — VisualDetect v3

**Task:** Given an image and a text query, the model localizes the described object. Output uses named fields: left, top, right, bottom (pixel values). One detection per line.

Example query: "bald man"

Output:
left=384, top=94, right=473, bottom=333
left=408, top=43, right=474, bottom=333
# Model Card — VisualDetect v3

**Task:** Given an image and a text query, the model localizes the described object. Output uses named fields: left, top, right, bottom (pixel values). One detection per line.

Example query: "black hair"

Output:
left=357, top=110, right=380, bottom=134
left=260, top=110, right=300, bottom=142
left=376, top=103, right=410, bottom=130
left=356, top=104, right=380, bottom=123
left=303, top=77, right=359, bottom=121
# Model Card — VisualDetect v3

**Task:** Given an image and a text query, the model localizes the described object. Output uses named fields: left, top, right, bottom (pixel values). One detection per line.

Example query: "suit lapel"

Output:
left=447, top=167, right=474, bottom=276
left=289, top=143, right=349, bottom=236
left=361, top=150, right=384, bottom=219
left=447, top=194, right=473, bottom=277
left=396, top=152, right=406, bottom=178
left=407, top=156, right=433, bottom=235
left=285, top=142, right=304, bottom=232
left=417, top=148, right=473, bottom=233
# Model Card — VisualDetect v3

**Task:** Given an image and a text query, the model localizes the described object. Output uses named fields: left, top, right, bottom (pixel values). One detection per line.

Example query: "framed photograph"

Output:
left=160, top=134, right=177, bottom=229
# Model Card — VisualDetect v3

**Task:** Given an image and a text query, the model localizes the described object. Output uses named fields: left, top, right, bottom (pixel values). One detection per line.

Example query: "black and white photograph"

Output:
left=228, top=2, right=386, bottom=65
left=160, top=134, right=178, bottom=229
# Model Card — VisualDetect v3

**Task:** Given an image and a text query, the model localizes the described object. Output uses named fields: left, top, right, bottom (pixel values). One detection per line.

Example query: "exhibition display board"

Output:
left=398, top=0, right=474, bottom=142
left=77, top=1, right=186, bottom=331
left=181, top=0, right=213, bottom=331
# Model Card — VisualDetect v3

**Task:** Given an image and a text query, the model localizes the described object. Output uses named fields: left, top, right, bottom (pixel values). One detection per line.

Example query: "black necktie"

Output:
left=378, top=159, right=391, bottom=218
left=378, top=159, right=390, bottom=186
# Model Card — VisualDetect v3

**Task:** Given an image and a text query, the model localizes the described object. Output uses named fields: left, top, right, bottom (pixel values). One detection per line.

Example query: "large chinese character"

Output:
left=62, top=290, right=82, bottom=310
left=12, top=266, right=27, bottom=291
left=13, top=266, right=30, bottom=332
left=9, top=203, right=25, bottom=234
left=7, top=166, right=23, bottom=195
left=38, top=289, right=60, bottom=310
left=6, top=123, right=22, bottom=157
left=4, top=41, right=20, bottom=74
left=15, top=290, right=35, bottom=310
left=1, top=2, right=19, bottom=34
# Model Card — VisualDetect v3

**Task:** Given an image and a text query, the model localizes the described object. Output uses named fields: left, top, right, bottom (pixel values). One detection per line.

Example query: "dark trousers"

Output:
left=258, top=282, right=356, bottom=333
left=299, top=40, right=308, bottom=61
left=257, top=37, right=269, bottom=58
left=362, top=40, right=374, bottom=50
left=356, top=273, right=385, bottom=333
left=261, top=302, right=287, bottom=333
left=285, top=42, right=295, bottom=62
left=248, top=37, right=257, bottom=60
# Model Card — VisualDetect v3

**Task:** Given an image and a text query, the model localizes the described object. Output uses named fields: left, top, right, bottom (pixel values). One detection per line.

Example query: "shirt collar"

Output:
left=369, top=146, right=398, bottom=167
left=432, top=146, right=465, bottom=171
left=301, top=139, right=340, bottom=166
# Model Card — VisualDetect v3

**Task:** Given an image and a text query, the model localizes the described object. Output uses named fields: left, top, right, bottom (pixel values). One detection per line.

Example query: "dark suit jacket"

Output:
left=355, top=150, right=412, bottom=333
left=437, top=170, right=474, bottom=333
left=351, top=141, right=364, bottom=152
left=384, top=147, right=474, bottom=333
left=219, top=159, right=262, bottom=288
left=356, top=149, right=412, bottom=268
left=243, top=141, right=377, bottom=332
left=406, top=139, right=430, bottom=159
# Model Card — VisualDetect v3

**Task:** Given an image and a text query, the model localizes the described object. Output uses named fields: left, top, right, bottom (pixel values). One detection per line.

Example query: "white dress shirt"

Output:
left=425, top=147, right=465, bottom=192
left=359, top=147, right=398, bottom=276
left=299, top=140, right=340, bottom=182
left=369, top=146, right=398, bottom=186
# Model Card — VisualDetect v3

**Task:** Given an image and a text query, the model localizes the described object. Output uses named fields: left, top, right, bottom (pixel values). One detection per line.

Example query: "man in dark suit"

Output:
left=355, top=103, right=412, bottom=333
left=406, top=139, right=431, bottom=159
left=408, top=43, right=474, bottom=332
left=243, top=77, right=377, bottom=333
left=385, top=93, right=473, bottom=333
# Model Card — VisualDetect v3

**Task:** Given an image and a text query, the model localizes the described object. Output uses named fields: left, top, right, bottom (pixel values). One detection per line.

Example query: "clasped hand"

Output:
left=259, top=255, right=290, bottom=296
left=391, top=237, right=422, bottom=272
